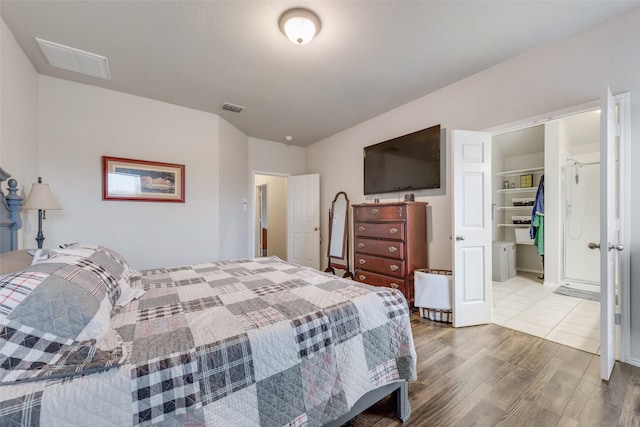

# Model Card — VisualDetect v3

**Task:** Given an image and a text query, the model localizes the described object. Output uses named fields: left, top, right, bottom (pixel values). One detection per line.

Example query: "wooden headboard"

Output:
left=0, top=167, right=24, bottom=254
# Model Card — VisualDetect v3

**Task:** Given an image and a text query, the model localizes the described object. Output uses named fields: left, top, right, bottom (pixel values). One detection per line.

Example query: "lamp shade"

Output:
left=279, top=8, right=321, bottom=45
left=23, top=179, right=61, bottom=210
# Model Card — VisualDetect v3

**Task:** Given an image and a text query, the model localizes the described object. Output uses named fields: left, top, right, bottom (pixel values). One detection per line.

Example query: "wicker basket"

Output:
left=418, top=307, right=453, bottom=323
left=414, top=268, right=453, bottom=324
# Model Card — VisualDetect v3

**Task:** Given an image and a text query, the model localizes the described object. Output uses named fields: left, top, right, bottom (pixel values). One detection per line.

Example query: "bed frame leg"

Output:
left=391, top=381, right=411, bottom=423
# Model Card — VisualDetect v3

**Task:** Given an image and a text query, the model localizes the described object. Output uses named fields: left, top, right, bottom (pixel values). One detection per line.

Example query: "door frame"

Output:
left=484, top=93, right=631, bottom=365
left=256, top=183, right=267, bottom=257
left=249, top=170, right=289, bottom=259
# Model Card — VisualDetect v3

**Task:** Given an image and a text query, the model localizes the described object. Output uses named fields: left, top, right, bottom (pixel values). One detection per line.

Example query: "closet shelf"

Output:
left=497, top=224, right=531, bottom=228
left=497, top=188, right=537, bottom=194
left=497, top=206, right=534, bottom=211
left=497, top=167, right=544, bottom=177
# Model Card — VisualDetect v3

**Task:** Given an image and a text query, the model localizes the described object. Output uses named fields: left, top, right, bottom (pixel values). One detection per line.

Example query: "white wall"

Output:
left=0, top=17, right=38, bottom=248
left=219, top=118, right=249, bottom=260
left=248, top=137, right=306, bottom=174
left=38, top=76, right=221, bottom=269
left=307, top=8, right=640, bottom=359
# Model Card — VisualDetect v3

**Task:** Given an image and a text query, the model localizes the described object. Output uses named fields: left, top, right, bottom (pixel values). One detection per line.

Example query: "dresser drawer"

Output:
left=355, top=254, right=405, bottom=278
left=354, top=269, right=406, bottom=293
left=354, top=237, right=404, bottom=260
left=354, top=204, right=406, bottom=221
left=354, top=222, right=405, bottom=240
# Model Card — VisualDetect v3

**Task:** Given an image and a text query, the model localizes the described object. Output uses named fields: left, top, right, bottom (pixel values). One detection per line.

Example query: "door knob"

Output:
left=588, top=242, right=600, bottom=250
left=608, top=243, right=624, bottom=252
left=314, top=227, right=319, bottom=231
left=455, top=235, right=465, bottom=241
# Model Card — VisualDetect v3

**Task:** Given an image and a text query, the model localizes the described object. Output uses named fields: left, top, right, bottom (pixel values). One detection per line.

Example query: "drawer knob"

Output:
left=359, top=226, right=366, bottom=232
left=359, top=274, right=367, bottom=281
left=358, top=242, right=365, bottom=248
left=359, top=259, right=367, bottom=265
left=371, top=208, right=379, bottom=215
left=390, top=283, right=399, bottom=289
left=388, top=246, right=397, bottom=253
left=390, top=265, right=399, bottom=272
left=389, top=228, right=398, bottom=234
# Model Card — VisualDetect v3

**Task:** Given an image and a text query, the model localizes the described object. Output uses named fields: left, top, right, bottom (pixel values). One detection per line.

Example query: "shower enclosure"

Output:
left=562, top=161, right=600, bottom=290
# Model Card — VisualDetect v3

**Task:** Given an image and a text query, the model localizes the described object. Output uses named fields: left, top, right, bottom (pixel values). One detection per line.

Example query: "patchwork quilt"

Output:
left=0, top=255, right=416, bottom=426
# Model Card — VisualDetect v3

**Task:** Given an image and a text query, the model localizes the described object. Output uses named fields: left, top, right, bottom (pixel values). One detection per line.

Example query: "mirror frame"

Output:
left=327, top=192, right=349, bottom=259
left=325, top=191, right=352, bottom=278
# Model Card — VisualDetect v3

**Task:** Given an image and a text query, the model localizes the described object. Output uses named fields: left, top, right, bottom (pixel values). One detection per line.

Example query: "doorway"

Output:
left=489, top=105, right=626, bottom=359
left=251, top=172, right=321, bottom=270
left=254, top=174, right=287, bottom=259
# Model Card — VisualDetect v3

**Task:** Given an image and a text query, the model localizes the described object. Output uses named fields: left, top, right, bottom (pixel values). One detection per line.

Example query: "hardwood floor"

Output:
left=348, top=313, right=640, bottom=426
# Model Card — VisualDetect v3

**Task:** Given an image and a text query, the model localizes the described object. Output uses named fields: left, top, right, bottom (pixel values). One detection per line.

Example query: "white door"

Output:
left=600, top=87, right=621, bottom=381
left=452, top=130, right=492, bottom=327
left=287, top=174, right=320, bottom=269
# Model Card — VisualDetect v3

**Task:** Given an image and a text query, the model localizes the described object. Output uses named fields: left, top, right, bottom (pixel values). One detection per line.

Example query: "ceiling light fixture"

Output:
left=279, top=8, right=321, bottom=45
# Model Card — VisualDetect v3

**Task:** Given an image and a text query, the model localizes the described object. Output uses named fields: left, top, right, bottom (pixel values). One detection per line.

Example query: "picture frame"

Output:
left=102, top=156, right=185, bottom=202
left=520, top=174, right=533, bottom=188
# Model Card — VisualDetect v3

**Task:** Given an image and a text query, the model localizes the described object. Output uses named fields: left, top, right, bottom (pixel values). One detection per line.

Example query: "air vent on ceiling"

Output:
left=36, top=38, right=111, bottom=80
left=221, top=102, right=245, bottom=113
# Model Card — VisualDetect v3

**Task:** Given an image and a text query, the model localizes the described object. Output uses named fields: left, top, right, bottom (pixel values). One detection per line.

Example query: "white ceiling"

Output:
left=2, top=1, right=638, bottom=147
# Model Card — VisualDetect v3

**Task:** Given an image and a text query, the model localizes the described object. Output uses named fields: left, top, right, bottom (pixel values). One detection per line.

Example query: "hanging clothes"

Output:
left=530, top=175, right=544, bottom=256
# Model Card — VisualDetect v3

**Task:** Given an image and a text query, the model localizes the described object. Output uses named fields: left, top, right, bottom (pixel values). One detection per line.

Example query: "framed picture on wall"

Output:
left=102, top=156, right=185, bottom=202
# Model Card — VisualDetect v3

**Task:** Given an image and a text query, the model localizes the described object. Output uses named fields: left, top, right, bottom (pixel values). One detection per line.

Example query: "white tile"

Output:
left=521, top=305, right=569, bottom=321
left=561, top=312, right=600, bottom=331
left=534, top=297, right=581, bottom=312
left=493, top=304, right=524, bottom=318
left=574, top=300, right=600, bottom=314
left=504, top=318, right=551, bottom=338
left=553, top=321, right=600, bottom=341
left=492, top=313, right=511, bottom=326
left=515, top=286, right=555, bottom=297
left=495, top=296, right=532, bottom=308
left=492, top=274, right=609, bottom=356
left=513, top=311, right=561, bottom=329
left=545, top=330, right=600, bottom=354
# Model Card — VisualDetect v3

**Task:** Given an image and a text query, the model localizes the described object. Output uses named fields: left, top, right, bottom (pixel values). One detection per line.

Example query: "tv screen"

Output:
left=364, top=124, right=441, bottom=195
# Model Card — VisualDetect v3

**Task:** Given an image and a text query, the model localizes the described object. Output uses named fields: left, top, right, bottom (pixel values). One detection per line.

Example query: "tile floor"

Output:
left=492, top=272, right=602, bottom=354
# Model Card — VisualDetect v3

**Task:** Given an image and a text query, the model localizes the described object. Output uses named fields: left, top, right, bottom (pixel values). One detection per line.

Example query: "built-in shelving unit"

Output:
left=495, top=166, right=543, bottom=244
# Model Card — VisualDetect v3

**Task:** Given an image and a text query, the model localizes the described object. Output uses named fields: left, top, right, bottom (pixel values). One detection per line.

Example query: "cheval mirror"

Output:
left=325, top=191, right=353, bottom=278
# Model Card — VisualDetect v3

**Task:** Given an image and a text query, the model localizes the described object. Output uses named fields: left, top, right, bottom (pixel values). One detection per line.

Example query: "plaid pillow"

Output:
left=34, top=243, right=144, bottom=306
left=0, top=263, right=114, bottom=345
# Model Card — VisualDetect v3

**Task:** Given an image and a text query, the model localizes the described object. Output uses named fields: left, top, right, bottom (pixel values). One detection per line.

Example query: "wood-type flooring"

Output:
left=348, top=313, right=640, bottom=426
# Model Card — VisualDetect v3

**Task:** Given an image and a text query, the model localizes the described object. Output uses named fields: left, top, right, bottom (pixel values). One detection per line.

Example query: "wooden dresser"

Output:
left=352, top=202, right=427, bottom=303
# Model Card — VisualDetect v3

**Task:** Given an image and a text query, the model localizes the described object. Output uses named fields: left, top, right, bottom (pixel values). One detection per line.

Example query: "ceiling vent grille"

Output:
left=36, top=38, right=110, bottom=80
left=221, top=102, right=245, bottom=113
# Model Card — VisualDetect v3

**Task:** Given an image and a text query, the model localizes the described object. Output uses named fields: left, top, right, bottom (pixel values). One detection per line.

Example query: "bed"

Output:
left=0, top=173, right=416, bottom=426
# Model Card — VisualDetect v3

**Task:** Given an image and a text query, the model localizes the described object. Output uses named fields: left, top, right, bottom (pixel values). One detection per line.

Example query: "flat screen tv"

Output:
left=364, top=124, right=441, bottom=195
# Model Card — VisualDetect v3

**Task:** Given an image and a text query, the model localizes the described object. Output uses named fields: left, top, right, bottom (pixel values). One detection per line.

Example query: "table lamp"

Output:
left=22, top=177, right=61, bottom=249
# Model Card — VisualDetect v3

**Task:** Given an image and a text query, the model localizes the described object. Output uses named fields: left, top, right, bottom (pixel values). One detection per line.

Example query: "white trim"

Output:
left=485, top=99, right=600, bottom=136
left=616, top=92, right=632, bottom=365
left=484, top=93, right=631, bottom=364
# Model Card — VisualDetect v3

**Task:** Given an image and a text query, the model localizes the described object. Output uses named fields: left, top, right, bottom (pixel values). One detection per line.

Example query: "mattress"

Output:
left=0, top=251, right=416, bottom=426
